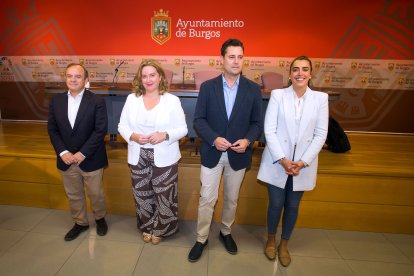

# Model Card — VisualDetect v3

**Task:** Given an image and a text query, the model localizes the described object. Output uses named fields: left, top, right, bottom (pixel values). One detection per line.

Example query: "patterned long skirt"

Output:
left=129, top=148, right=179, bottom=237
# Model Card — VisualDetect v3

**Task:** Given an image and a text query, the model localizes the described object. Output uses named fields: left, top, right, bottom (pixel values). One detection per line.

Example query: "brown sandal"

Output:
left=143, top=232, right=152, bottom=243
left=151, top=235, right=162, bottom=245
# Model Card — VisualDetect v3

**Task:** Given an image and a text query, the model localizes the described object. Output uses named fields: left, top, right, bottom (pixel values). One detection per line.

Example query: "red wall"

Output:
left=1, top=0, right=413, bottom=59
left=1, top=0, right=414, bottom=133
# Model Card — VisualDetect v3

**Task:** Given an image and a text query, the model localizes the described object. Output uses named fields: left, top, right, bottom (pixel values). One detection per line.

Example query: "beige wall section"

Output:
left=1, top=122, right=414, bottom=234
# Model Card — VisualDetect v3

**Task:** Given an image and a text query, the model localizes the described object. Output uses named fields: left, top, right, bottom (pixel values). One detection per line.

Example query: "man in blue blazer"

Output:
left=48, top=63, right=109, bottom=241
left=188, top=38, right=263, bottom=262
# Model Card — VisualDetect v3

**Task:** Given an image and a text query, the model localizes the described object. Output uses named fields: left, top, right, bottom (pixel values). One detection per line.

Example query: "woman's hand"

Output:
left=148, top=131, right=167, bottom=145
left=130, top=133, right=150, bottom=145
left=280, top=159, right=300, bottom=176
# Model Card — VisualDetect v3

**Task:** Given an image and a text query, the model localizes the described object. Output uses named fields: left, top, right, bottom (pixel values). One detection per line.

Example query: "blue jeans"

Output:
left=267, top=176, right=304, bottom=240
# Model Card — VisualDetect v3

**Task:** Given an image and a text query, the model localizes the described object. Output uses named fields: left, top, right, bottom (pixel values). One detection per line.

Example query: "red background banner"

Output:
left=1, top=0, right=413, bottom=133
left=1, top=0, right=413, bottom=59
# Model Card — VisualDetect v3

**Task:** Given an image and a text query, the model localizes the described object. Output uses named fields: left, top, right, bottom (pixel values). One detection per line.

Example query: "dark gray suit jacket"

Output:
left=48, top=89, right=108, bottom=172
left=194, top=75, right=263, bottom=170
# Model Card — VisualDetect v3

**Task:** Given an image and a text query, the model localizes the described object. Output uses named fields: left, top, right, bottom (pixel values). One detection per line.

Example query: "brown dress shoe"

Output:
left=278, top=246, right=291, bottom=267
left=264, top=245, right=276, bottom=260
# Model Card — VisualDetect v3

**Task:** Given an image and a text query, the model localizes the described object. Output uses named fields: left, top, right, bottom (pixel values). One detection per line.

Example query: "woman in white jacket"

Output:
left=257, top=56, right=328, bottom=266
left=118, top=60, right=187, bottom=245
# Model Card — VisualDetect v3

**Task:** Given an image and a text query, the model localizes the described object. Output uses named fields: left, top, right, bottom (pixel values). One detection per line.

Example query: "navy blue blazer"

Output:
left=194, top=75, right=263, bottom=170
left=47, top=89, right=108, bottom=172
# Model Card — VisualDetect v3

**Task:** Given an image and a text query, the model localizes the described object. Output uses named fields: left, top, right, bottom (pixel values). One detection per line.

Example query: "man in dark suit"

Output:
left=48, top=63, right=108, bottom=241
left=188, top=38, right=263, bottom=262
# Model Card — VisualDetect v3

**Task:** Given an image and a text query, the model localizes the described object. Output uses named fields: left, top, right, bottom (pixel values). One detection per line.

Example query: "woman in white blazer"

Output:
left=118, top=60, right=188, bottom=245
left=257, top=56, right=328, bottom=266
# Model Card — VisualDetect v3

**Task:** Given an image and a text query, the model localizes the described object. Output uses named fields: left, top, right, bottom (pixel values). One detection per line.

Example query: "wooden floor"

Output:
left=1, top=121, right=414, bottom=234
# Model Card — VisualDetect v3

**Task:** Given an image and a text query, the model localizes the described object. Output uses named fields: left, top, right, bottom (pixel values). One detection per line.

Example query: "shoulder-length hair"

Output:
left=132, top=59, right=169, bottom=96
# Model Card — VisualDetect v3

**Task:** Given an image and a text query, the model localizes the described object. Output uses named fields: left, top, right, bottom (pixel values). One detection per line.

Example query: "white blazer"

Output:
left=118, top=92, right=188, bottom=167
left=257, top=86, right=329, bottom=191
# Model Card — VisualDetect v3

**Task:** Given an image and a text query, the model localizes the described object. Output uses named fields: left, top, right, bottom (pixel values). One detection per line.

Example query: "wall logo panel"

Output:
left=151, top=9, right=171, bottom=45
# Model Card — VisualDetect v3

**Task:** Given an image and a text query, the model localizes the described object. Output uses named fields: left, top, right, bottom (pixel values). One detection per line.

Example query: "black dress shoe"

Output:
left=219, top=232, right=237, bottom=254
left=64, top=224, right=89, bottom=241
left=96, top=218, right=108, bottom=236
left=188, top=240, right=208, bottom=262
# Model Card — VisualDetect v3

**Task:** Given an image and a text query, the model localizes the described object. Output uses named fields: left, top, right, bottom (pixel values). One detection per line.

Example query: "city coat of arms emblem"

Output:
left=152, top=9, right=171, bottom=45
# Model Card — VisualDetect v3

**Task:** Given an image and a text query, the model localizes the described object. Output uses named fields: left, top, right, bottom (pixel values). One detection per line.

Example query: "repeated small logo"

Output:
left=49, top=58, right=55, bottom=66
left=110, top=59, right=115, bottom=66
left=22, top=58, right=27, bottom=66
left=243, top=59, right=250, bottom=67
left=279, top=60, right=285, bottom=68
left=1, top=57, right=12, bottom=66
left=209, top=59, right=215, bottom=66
left=79, top=58, right=84, bottom=65
left=388, top=63, right=395, bottom=71
left=174, top=59, right=181, bottom=66
left=185, top=72, right=192, bottom=80
left=89, top=71, right=95, bottom=79
left=360, top=76, right=367, bottom=85
left=60, top=71, right=65, bottom=79
left=152, top=9, right=171, bottom=45
left=324, top=74, right=331, bottom=83
left=398, top=76, right=405, bottom=85
left=351, top=62, right=358, bottom=70
left=314, top=61, right=320, bottom=70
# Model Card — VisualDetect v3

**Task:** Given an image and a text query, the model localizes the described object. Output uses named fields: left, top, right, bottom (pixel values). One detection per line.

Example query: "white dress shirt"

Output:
left=59, top=89, right=85, bottom=157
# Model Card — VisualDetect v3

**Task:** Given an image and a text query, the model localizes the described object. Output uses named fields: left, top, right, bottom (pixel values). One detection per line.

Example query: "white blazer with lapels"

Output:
left=257, top=86, right=329, bottom=191
left=118, top=92, right=188, bottom=167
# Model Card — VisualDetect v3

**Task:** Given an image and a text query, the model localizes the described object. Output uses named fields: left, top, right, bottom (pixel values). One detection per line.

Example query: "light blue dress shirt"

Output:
left=222, top=74, right=240, bottom=119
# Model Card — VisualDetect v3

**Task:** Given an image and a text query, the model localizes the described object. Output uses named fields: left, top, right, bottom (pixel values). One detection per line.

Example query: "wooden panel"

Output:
left=235, top=197, right=268, bottom=225
left=0, top=180, right=50, bottom=207
left=48, top=184, right=70, bottom=210
left=178, top=193, right=200, bottom=221
left=296, top=201, right=414, bottom=234
left=104, top=187, right=135, bottom=216
left=239, top=169, right=267, bottom=198
left=103, top=162, right=131, bottom=189
left=178, top=166, right=201, bottom=195
left=45, top=159, right=63, bottom=185
left=0, top=156, right=49, bottom=184
left=305, top=174, right=414, bottom=205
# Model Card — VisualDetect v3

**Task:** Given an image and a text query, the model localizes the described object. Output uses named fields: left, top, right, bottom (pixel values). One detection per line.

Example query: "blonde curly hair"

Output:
left=132, top=59, right=169, bottom=96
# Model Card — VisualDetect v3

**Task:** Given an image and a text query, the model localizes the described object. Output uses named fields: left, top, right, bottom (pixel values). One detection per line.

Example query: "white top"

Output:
left=118, top=92, right=188, bottom=167
left=293, top=91, right=306, bottom=146
left=137, top=100, right=159, bottom=149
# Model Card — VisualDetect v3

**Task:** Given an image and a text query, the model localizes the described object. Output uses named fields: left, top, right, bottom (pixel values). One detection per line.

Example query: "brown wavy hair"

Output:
left=132, top=59, right=169, bottom=96
left=287, top=55, right=313, bottom=88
